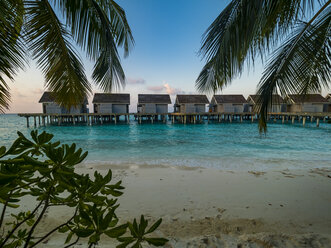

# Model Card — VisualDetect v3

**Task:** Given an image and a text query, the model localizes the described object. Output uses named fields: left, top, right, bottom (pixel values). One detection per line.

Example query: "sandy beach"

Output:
left=10, top=164, right=330, bottom=247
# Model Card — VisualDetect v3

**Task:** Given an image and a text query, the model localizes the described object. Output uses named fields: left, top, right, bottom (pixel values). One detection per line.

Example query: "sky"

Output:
left=7, top=0, right=328, bottom=113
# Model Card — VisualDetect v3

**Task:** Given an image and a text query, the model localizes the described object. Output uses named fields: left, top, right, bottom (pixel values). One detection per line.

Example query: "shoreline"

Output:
left=12, top=165, right=330, bottom=247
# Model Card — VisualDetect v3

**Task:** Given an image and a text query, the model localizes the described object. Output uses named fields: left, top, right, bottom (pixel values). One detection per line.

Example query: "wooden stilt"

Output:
left=316, top=118, right=320, bottom=127
left=303, top=117, right=306, bottom=126
left=26, top=117, right=30, bottom=128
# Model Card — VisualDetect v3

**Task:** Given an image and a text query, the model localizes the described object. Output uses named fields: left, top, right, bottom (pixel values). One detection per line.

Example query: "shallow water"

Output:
left=0, top=114, right=330, bottom=170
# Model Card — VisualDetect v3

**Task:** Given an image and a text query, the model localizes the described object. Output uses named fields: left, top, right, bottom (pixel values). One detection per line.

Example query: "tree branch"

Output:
left=29, top=208, right=78, bottom=248
left=0, top=200, right=43, bottom=246
left=64, top=236, right=80, bottom=248
left=24, top=194, right=51, bottom=248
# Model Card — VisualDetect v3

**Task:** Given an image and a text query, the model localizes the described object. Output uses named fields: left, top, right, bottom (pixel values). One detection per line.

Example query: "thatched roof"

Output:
left=176, top=95, right=209, bottom=104
left=138, top=94, right=171, bottom=104
left=39, top=92, right=88, bottom=104
left=92, top=93, right=130, bottom=104
left=213, top=95, right=247, bottom=104
left=248, top=95, right=284, bottom=104
left=287, top=94, right=328, bottom=103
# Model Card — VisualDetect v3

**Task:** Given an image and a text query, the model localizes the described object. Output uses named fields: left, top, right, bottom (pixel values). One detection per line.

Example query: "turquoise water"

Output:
left=0, top=114, right=330, bottom=170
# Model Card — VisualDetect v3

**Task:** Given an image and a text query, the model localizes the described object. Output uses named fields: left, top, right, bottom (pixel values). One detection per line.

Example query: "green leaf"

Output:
left=146, top=218, right=162, bottom=234
left=104, top=224, right=127, bottom=238
left=0, top=173, right=17, bottom=185
left=74, top=228, right=94, bottom=238
left=65, top=232, right=74, bottom=244
left=145, top=238, right=169, bottom=246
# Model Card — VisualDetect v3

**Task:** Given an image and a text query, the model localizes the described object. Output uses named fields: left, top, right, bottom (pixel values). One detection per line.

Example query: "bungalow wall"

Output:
left=216, top=103, right=244, bottom=113
left=112, top=104, right=128, bottom=113
left=43, top=103, right=86, bottom=114
left=139, top=104, right=168, bottom=114
left=288, top=103, right=324, bottom=113
left=178, top=104, right=205, bottom=113
left=195, top=104, right=206, bottom=113
left=95, top=103, right=112, bottom=113
left=247, top=104, right=283, bottom=113
left=43, top=103, right=62, bottom=114
left=156, top=104, right=168, bottom=113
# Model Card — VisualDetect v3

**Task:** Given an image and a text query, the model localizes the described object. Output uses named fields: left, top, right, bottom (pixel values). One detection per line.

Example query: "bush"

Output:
left=0, top=131, right=168, bottom=248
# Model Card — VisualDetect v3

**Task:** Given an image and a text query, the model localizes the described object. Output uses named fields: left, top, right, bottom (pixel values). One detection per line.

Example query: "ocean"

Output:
left=1, top=114, right=330, bottom=171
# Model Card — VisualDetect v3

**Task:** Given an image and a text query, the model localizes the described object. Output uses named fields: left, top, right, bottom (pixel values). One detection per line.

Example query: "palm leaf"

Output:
left=56, top=0, right=133, bottom=92
left=0, top=0, right=25, bottom=112
left=196, top=0, right=317, bottom=93
left=25, top=0, right=91, bottom=109
left=256, top=4, right=331, bottom=132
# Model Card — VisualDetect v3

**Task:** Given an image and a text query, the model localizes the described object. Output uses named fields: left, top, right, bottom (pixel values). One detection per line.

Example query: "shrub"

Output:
left=0, top=131, right=168, bottom=248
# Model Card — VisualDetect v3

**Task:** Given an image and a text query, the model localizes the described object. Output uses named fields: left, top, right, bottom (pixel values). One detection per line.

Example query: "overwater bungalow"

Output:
left=174, top=95, right=209, bottom=113
left=39, top=92, right=88, bottom=114
left=93, top=93, right=130, bottom=114
left=209, top=95, right=247, bottom=113
left=137, top=94, right=171, bottom=114
left=247, top=94, right=285, bottom=113
left=325, top=94, right=331, bottom=112
left=285, top=94, right=328, bottom=113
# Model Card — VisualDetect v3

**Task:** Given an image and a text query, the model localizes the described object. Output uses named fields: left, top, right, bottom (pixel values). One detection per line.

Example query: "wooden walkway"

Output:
left=18, top=112, right=331, bottom=128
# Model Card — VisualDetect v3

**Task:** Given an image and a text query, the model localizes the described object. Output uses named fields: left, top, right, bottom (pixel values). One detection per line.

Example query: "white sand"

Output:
left=4, top=165, right=331, bottom=247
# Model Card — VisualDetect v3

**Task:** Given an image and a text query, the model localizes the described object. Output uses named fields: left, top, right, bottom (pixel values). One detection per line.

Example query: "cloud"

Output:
left=147, top=86, right=165, bottom=92
left=164, top=83, right=184, bottom=95
left=127, top=77, right=146, bottom=85
left=31, top=88, right=44, bottom=95
left=147, top=83, right=184, bottom=95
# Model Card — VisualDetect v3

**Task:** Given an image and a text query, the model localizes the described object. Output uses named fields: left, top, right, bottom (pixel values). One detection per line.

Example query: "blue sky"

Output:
left=9, top=0, right=326, bottom=113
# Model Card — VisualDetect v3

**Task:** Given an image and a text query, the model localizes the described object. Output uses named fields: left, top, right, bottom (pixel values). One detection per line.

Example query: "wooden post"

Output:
left=26, top=117, right=30, bottom=128
left=73, top=115, right=76, bottom=125
left=127, top=114, right=130, bottom=124
left=282, top=116, right=285, bottom=124
left=42, top=116, right=45, bottom=126
left=172, top=115, right=174, bottom=124
left=240, top=115, right=243, bottom=123
left=151, top=115, right=154, bottom=124
left=114, top=115, right=117, bottom=124
left=251, top=115, right=254, bottom=123
left=38, top=116, right=41, bottom=126
left=100, top=115, right=102, bottom=125
left=292, top=116, right=295, bottom=124
left=274, top=116, right=277, bottom=122
left=229, top=115, right=232, bottom=123
left=316, top=118, right=320, bottom=127
left=58, top=117, right=61, bottom=126
left=184, top=115, right=187, bottom=124
left=302, top=116, right=306, bottom=126
left=311, top=116, right=313, bottom=122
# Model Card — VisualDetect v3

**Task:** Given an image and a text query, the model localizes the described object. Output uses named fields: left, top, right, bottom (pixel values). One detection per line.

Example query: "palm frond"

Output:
left=256, top=4, right=331, bottom=132
left=197, top=0, right=317, bottom=93
left=25, top=0, right=91, bottom=109
left=55, top=0, right=133, bottom=91
left=0, top=0, right=25, bottom=112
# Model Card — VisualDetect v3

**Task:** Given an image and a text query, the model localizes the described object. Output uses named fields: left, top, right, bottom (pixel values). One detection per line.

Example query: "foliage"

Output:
left=0, top=0, right=134, bottom=111
left=197, top=0, right=331, bottom=132
left=0, top=131, right=167, bottom=248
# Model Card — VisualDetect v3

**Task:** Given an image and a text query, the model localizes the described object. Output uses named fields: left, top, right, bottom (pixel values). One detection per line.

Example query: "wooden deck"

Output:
left=18, top=112, right=331, bottom=127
